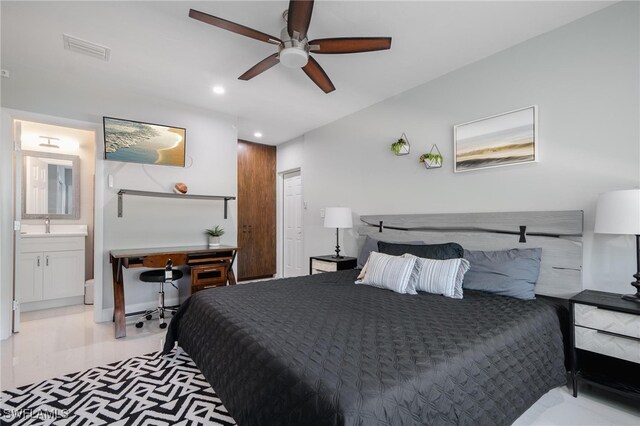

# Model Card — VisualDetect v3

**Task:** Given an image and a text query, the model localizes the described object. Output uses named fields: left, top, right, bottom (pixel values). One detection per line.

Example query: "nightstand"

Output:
left=570, top=290, right=640, bottom=400
left=309, top=255, right=357, bottom=275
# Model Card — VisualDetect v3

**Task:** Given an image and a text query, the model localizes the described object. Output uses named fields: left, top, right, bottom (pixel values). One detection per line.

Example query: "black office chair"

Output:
left=135, top=253, right=186, bottom=329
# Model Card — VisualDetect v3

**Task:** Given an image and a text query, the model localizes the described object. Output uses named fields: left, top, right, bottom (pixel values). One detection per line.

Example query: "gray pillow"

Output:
left=357, top=236, right=422, bottom=268
left=462, top=248, right=542, bottom=300
left=378, top=241, right=464, bottom=260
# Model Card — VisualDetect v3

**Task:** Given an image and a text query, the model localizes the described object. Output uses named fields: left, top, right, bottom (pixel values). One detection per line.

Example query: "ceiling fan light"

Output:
left=280, top=47, right=308, bottom=68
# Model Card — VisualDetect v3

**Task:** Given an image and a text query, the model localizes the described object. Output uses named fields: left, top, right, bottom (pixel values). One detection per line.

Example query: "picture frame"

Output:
left=103, top=117, right=186, bottom=167
left=454, top=105, right=538, bottom=173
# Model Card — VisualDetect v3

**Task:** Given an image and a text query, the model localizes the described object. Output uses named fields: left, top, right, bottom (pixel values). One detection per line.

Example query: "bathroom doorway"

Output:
left=12, top=118, right=97, bottom=333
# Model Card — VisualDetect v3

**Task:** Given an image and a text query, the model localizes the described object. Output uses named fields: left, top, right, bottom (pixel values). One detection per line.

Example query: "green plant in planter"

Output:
left=419, top=153, right=443, bottom=166
left=205, top=226, right=225, bottom=237
left=391, top=138, right=408, bottom=155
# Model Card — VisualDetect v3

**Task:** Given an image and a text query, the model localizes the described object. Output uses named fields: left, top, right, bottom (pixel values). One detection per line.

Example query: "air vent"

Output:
left=63, top=34, right=111, bottom=61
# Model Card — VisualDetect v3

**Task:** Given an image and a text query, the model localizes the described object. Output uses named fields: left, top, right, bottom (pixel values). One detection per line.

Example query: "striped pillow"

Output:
left=403, top=254, right=470, bottom=299
left=357, top=251, right=417, bottom=294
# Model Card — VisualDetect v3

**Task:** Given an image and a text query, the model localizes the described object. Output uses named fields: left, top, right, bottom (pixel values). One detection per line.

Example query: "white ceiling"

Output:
left=1, top=1, right=613, bottom=145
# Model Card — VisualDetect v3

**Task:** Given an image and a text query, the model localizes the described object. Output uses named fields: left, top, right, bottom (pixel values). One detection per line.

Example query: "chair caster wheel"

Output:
left=135, top=322, right=144, bottom=328
left=159, top=323, right=167, bottom=329
left=145, top=314, right=152, bottom=320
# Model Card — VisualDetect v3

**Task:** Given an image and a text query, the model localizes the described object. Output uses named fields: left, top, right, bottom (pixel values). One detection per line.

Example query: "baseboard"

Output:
left=21, top=296, right=85, bottom=313
left=100, top=297, right=180, bottom=323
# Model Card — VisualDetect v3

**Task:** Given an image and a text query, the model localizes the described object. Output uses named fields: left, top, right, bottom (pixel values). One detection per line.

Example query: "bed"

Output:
left=164, top=210, right=583, bottom=425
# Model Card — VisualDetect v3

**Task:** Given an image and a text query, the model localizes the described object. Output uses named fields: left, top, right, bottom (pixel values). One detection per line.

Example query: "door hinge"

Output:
left=14, top=221, right=20, bottom=231
left=12, top=300, right=19, bottom=311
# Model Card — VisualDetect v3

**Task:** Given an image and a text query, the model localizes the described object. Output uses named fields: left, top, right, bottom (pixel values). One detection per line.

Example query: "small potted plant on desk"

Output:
left=206, top=226, right=224, bottom=247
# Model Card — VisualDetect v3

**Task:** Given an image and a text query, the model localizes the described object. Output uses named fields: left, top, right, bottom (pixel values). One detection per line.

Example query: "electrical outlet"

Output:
left=320, top=208, right=325, bottom=218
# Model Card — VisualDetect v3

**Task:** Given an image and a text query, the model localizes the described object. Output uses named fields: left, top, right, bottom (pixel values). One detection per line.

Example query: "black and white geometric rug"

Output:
left=0, top=349, right=236, bottom=425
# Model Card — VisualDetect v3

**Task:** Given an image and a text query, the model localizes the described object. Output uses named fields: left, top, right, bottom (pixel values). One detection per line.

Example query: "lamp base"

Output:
left=622, top=280, right=640, bottom=303
left=333, top=228, right=343, bottom=259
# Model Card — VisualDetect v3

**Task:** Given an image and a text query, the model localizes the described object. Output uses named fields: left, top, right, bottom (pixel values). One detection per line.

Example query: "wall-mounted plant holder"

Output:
left=419, top=144, right=443, bottom=169
left=391, top=133, right=410, bottom=156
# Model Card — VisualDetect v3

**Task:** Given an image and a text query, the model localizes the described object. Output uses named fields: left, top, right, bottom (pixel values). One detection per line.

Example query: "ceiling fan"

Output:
left=189, top=0, right=392, bottom=93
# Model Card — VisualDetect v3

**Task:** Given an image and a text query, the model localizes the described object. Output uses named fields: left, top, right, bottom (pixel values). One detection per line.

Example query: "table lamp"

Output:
left=324, top=207, right=352, bottom=258
left=594, top=189, right=640, bottom=302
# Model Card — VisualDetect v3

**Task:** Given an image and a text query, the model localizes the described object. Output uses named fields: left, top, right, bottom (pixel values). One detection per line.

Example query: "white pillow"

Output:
left=403, top=254, right=470, bottom=299
left=356, top=251, right=417, bottom=294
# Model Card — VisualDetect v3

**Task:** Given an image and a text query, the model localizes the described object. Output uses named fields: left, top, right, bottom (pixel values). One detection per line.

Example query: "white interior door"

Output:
left=13, top=120, right=23, bottom=332
left=283, top=170, right=303, bottom=277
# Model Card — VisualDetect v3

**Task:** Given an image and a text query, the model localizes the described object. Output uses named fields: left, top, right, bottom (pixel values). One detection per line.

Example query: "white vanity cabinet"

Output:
left=19, top=234, right=86, bottom=310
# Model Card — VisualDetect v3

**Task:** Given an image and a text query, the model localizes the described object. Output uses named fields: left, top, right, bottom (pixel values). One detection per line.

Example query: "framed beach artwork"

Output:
left=454, top=106, right=537, bottom=173
left=103, top=117, right=186, bottom=167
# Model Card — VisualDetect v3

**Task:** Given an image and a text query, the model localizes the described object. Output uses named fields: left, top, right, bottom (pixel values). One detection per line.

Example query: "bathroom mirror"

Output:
left=22, top=150, right=80, bottom=219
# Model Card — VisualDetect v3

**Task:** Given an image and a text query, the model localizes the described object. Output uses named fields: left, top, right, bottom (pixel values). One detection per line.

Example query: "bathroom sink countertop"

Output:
left=20, top=224, right=88, bottom=237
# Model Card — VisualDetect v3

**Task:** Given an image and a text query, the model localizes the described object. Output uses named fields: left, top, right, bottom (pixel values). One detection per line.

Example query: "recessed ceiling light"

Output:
left=254, top=132, right=263, bottom=138
left=212, top=85, right=225, bottom=95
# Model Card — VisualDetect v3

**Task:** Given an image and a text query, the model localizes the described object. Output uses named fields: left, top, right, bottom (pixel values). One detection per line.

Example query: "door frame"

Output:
left=5, top=109, right=102, bottom=335
left=277, top=167, right=303, bottom=278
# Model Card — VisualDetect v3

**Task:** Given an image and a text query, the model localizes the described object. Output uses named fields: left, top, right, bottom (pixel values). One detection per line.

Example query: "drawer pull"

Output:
left=596, top=329, right=640, bottom=342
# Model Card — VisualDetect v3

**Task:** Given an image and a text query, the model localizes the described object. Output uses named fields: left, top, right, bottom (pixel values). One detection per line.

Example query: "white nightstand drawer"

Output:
left=311, top=260, right=338, bottom=272
left=574, top=303, right=640, bottom=339
left=575, top=326, right=640, bottom=364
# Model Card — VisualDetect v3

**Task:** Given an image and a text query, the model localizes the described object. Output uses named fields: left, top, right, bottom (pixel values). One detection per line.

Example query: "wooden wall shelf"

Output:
left=117, top=189, right=236, bottom=218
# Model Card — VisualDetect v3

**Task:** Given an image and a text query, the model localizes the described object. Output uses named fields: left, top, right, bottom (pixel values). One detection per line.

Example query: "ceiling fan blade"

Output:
left=238, top=53, right=280, bottom=80
left=287, top=0, right=314, bottom=40
left=189, top=9, right=281, bottom=45
left=309, top=37, right=392, bottom=54
left=302, top=56, right=335, bottom=93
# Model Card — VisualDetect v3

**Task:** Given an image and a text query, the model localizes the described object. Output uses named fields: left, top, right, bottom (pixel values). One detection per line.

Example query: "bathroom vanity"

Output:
left=19, top=225, right=87, bottom=312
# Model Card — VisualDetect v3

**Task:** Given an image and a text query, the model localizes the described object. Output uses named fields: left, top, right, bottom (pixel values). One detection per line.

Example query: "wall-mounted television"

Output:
left=103, top=117, right=186, bottom=167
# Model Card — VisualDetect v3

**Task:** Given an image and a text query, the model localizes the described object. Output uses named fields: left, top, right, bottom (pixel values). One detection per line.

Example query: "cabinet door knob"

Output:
left=46, top=256, right=49, bottom=267
left=37, top=256, right=40, bottom=267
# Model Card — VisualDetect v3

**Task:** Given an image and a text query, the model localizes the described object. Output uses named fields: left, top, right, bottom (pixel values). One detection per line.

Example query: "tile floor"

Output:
left=1, top=305, right=639, bottom=425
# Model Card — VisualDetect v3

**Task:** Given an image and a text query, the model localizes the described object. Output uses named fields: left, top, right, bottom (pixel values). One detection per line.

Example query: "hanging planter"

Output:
left=419, top=144, right=443, bottom=169
left=391, top=133, right=410, bottom=156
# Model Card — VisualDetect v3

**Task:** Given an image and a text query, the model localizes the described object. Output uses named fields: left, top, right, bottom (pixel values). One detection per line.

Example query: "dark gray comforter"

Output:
left=164, top=270, right=566, bottom=426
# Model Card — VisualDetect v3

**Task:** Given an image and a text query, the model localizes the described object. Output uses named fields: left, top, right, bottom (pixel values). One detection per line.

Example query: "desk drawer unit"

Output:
left=192, top=264, right=227, bottom=292
left=574, top=303, right=640, bottom=364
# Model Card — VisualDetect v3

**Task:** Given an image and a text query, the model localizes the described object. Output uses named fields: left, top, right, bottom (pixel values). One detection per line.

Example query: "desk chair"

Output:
left=135, top=253, right=186, bottom=329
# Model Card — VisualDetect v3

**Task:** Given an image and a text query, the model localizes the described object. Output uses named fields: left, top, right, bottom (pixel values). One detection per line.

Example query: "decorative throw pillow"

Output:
left=357, top=236, right=423, bottom=268
left=377, top=241, right=464, bottom=260
left=403, top=254, right=470, bottom=299
left=462, top=248, right=542, bottom=300
left=356, top=251, right=417, bottom=294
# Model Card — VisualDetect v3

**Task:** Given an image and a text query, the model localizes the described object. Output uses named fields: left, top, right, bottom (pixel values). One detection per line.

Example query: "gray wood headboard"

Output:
left=358, top=210, right=584, bottom=298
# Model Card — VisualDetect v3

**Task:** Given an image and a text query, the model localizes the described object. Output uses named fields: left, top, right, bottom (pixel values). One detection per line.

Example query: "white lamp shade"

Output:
left=594, top=189, right=640, bottom=235
left=324, top=207, right=353, bottom=229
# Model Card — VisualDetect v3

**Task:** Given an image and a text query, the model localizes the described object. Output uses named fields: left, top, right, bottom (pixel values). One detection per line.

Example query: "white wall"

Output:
left=1, top=89, right=238, bottom=337
left=276, top=137, right=305, bottom=277
left=0, top=112, right=15, bottom=339
left=101, top=105, right=238, bottom=315
left=278, top=2, right=640, bottom=295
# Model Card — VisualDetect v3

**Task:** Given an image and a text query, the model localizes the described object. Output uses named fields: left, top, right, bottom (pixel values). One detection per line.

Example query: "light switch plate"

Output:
left=320, top=208, right=325, bottom=218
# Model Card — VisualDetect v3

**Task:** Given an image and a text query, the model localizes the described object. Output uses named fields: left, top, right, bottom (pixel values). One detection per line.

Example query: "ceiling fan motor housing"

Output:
left=279, top=27, right=309, bottom=68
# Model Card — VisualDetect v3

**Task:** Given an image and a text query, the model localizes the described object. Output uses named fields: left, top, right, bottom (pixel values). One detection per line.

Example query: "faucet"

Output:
left=45, top=216, right=50, bottom=234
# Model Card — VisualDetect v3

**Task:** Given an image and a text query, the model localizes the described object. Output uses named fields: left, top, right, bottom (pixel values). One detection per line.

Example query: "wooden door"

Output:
left=237, top=140, right=276, bottom=280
